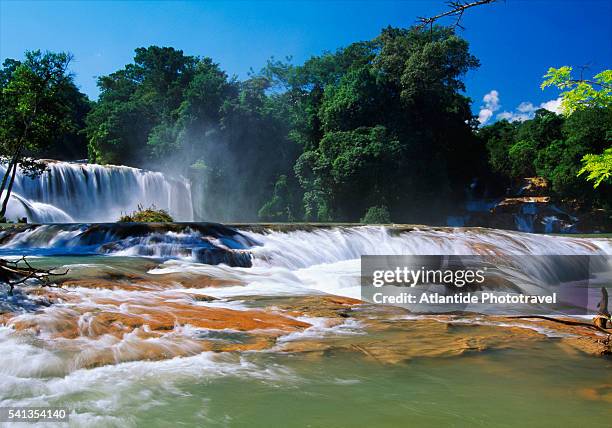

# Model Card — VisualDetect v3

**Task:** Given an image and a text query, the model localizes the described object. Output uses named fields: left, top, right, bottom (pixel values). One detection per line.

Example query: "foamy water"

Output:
left=1, top=224, right=611, bottom=426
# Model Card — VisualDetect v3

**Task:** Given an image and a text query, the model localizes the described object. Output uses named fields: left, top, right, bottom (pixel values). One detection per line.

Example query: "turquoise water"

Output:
left=32, top=345, right=608, bottom=427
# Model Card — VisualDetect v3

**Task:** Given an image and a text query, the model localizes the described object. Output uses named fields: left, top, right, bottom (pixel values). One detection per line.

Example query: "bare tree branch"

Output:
left=0, top=256, right=68, bottom=295
left=417, top=0, right=501, bottom=30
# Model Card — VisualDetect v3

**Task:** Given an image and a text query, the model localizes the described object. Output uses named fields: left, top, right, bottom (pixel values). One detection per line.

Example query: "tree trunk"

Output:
left=0, top=157, right=19, bottom=218
left=0, top=152, right=18, bottom=196
left=0, top=143, right=24, bottom=219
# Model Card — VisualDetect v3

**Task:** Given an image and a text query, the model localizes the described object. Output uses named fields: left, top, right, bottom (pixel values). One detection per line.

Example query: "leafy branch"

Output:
left=540, top=66, right=612, bottom=189
left=541, top=66, right=612, bottom=115
left=578, top=148, right=612, bottom=188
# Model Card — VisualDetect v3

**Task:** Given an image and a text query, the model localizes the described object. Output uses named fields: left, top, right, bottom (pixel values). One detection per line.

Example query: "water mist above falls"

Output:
left=0, top=161, right=194, bottom=223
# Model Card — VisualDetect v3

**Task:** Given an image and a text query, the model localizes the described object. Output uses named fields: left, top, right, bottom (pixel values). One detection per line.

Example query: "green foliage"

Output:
left=480, top=104, right=612, bottom=207
left=0, top=50, right=90, bottom=218
left=16, top=29, right=602, bottom=223
left=0, top=51, right=89, bottom=163
left=360, top=205, right=391, bottom=224
left=278, top=26, right=480, bottom=222
left=86, top=46, right=199, bottom=165
left=296, top=126, right=402, bottom=221
left=508, top=140, right=537, bottom=177
left=534, top=138, right=584, bottom=196
left=83, top=26, right=481, bottom=223
left=86, top=47, right=298, bottom=221
left=578, top=148, right=612, bottom=188
left=539, top=68, right=612, bottom=190
left=118, top=205, right=174, bottom=222
left=542, top=66, right=612, bottom=115
left=480, top=120, right=517, bottom=178
left=4, top=29, right=611, bottom=224
left=319, top=66, right=383, bottom=132
left=258, top=175, right=300, bottom=221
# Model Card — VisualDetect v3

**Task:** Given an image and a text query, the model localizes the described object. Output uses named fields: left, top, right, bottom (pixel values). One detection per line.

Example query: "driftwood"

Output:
left=0, top=256, right=68, bottom=295
left=594, top=287, right=610, bottom=329
left=508, top=288, right=611, bottom=333
left=508, top=315, right=610, bottom=335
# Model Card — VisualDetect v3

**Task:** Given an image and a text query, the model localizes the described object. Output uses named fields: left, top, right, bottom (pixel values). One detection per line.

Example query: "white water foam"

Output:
left=149, top=226, right=612, bottom=300
left=1, top=226, right=611, bottom=424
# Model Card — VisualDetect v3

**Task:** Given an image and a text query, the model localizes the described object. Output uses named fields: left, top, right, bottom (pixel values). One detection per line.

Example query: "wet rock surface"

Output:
left=1, top=264, right=609, bottom=370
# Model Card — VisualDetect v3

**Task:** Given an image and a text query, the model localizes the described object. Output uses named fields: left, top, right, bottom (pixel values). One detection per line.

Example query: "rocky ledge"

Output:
left=1, top=263, right=609, bottom=372
left=463, top=177, right=611, bottom=233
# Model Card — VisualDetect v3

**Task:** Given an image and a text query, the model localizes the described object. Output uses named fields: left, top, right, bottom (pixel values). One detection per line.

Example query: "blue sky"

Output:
left=1, top=0, right=611, bottom=123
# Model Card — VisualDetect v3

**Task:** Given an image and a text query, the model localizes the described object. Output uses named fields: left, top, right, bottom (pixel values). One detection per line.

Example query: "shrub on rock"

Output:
left=118, top=205, right=174, bottom=223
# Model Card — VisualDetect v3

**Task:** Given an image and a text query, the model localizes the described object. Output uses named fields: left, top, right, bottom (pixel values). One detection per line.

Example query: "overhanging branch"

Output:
left=417, top=0, right=500, bottom=30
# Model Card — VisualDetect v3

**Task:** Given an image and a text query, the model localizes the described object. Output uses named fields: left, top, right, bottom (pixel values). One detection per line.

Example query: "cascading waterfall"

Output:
left=2, top=224, right=609, bottom=302
left=0, top=161, right=194, bottom=223
left=2, top=224, right=608, bottom=263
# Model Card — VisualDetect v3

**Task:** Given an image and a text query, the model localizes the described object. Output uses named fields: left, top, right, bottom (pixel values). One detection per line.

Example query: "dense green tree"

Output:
left=87, top=46, right=299, bottom=221
left=258, top=174, right=302, bottom=222
left=539, top=106, right=612, bottom=201
left=0, top=50, right=89, bottom=218
left=542, top=66, right=612, bottom=189
left=479, top=119, right=517, bottom=179
left=296, top=126, right=403, bottom=220
left=508, top=140, right=537, bottom=178
left=86, top=46, right=198, bottom=165
left=361, top=205, right=392, bottom=224
left=268, top=26, right=481, bottom=222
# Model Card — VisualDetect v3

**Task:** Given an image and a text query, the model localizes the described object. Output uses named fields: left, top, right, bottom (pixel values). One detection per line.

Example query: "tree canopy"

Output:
left=2, top=28, right=610, bottom=223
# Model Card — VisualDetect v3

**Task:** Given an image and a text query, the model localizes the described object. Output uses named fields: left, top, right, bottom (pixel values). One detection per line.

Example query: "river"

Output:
left=0, top=223, right=610, bottom=427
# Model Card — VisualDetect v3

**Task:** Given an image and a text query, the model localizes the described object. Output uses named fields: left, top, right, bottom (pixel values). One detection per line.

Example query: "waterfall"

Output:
left=1, top=224, right=609, bottom=301
left=0, top=161, right=194, bottom=223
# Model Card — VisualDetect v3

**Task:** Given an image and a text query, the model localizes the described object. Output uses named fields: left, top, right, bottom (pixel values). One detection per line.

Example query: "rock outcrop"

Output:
left=460, top=177, right=610, bottom=233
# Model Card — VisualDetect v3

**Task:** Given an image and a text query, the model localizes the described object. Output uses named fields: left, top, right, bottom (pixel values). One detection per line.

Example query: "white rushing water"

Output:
left=147, top=226, right=612, bottom=301
left=0, top=224, right=611, bottom=426
left=0, top=161, right=194, bottom=223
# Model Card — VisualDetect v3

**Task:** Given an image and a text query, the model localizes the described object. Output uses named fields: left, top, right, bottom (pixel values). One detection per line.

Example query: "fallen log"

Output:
left=0, top=256, right=68, bottom=295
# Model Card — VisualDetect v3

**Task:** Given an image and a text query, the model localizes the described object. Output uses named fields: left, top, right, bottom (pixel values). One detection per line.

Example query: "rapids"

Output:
left=1, top=223, right=610, bottom=301
left=0, top=161, right=194, bottom=223
left=0, top=223, right=611, bottom=426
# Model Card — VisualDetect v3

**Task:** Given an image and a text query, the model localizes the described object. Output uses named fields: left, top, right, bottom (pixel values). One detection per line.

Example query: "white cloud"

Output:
left=517, top=102, right=536, bottom=113
left=478, top=108, right=494, bottom=124
left=478, top=90, right=563, bottom=125
left=477, top=90, right=500, bottom=125
left=496, top=97, right=563, bottom=123
left=540, top=97, right=563, bottom=114
left=496, top=110, right=532, bottom=123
